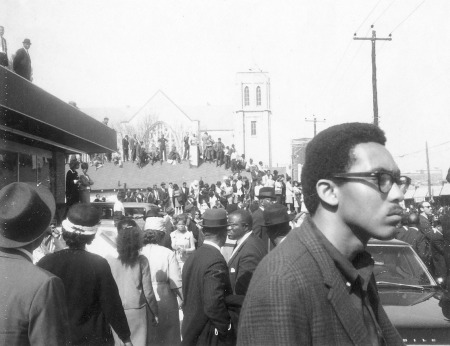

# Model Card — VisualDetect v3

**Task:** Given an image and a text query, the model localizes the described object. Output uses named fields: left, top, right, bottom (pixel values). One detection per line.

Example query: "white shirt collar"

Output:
left=230, top=231, right=252, bottom=258
left=203, top=240, right=221, bottom=252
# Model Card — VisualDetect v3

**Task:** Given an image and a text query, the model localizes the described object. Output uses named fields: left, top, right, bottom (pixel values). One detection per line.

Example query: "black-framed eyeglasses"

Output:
left=329, top=171, right=411, bottom=194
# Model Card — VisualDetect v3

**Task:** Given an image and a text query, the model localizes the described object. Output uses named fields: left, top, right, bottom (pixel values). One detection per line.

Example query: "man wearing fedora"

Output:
left=66, top=157, right=80, bottom=214
left=181, top=209, right=234, bottom=346
left=13, top=38, right=32, bottom=80
left=238, top=123, right=406, bottom=345
left=38, top=203, right=132, bottom=346
left=0, top=183, right=70, bottom=345
left=251, top=186, right=276, bottom=251
left=263, top=203, right=294, bottom=247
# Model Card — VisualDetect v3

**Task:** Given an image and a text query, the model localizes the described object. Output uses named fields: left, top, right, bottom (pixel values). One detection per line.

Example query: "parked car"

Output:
left=367, top=239, right=450, bottom=345
left=87, top=202, right=157, bottom=258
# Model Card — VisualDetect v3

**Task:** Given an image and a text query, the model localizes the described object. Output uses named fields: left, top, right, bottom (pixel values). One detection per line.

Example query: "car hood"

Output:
left=379, top=288, right=450, bottom=344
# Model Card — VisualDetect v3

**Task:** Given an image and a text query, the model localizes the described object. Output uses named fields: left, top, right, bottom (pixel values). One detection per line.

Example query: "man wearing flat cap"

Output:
left=38, top=203, right=132, bottom=346
left=13, top=38, right=32, bottom=81
left=182, top=209, right=235, bottom=345
left=251, top=186, right=276, bottom=251
left=0, top=182, right=70, bottom=345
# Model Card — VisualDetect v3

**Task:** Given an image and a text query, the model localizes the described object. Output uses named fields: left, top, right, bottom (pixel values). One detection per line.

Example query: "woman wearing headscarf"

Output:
left=141, top=218, right=183, bottom=346
left=37, top=204, right=132, bottom=346
left=106, top=219, right=159, bottom=346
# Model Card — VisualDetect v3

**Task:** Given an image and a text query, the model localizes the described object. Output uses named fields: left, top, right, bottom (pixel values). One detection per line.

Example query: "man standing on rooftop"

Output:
left=238, top=122, right=409, bottom=345
left=0, top=26, right=8, bottom=67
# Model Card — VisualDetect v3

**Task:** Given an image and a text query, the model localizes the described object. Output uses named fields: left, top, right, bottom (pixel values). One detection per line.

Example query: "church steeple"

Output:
left=235, top=71, right=272, bottom=167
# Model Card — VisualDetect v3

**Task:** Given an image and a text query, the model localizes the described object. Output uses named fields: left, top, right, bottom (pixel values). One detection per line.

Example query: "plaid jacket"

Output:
left=237, top=217, right=404, bottom=346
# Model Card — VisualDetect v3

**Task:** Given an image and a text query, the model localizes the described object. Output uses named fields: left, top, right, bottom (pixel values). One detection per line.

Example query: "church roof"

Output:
left=181, top=105, right=235, bottom=131
left=83, top=90, right=234, bottom=132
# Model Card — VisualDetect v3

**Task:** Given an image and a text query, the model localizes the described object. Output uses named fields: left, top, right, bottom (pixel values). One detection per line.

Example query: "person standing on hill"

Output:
left=122, top=135, right=129, bottom=162
left=129, top=134, right=137, bottom=162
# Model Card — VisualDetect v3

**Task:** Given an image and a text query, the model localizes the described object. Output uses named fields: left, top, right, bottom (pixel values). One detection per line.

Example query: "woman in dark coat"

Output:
left=38, top=204, right=132, bottom=346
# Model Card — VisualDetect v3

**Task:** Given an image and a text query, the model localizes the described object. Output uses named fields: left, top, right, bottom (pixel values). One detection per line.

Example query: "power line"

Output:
left=354, top=0, right=383, bottom=34
left=396, top=140, right=450, bottom=158
left=372, top=0, right=398, bottom=25
left=389, top=0, right=426, bottom=34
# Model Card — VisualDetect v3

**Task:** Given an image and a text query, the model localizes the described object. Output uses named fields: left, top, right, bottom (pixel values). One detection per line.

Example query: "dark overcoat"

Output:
left=182, top=244, right=234, bottom=346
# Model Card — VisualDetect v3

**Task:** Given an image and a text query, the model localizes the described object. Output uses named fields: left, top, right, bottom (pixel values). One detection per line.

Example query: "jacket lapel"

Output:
left=299, top=218, right=370, bottom=345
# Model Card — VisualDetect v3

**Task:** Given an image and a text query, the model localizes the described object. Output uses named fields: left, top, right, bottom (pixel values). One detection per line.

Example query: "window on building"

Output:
left=1, top=142, right=53, bottom=191
left=251, top=121, right=257, bottom=136
left=256, top=86, right=261, bottom=106
left=244, top=86, right=249, bottom=106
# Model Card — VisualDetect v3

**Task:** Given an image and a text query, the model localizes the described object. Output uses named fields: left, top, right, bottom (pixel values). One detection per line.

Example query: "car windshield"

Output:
left=367, top=244, right=435, bottom=286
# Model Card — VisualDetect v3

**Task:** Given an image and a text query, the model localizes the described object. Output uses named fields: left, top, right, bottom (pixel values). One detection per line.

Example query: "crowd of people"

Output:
left=0, top=26, right=33, bottom=81
left=395, top=201, right=450, bottom=284
left=4, top=122, right=450, bottom=345
left=117, top=131, right=251, bottom=172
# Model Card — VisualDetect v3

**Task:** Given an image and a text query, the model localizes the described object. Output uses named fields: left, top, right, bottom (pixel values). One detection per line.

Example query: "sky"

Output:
left=4, top=0, right=450, bottom=177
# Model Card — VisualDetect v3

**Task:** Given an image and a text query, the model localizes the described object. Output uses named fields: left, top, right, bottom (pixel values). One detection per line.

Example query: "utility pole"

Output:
left=353, top=26, right=391, bottom=127
left=305, top=116, right=326, bottom=137
left=425, top=141, right=432, bottom=202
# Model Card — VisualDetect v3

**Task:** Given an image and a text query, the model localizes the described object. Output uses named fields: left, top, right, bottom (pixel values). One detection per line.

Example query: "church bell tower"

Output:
left=235, top=71, right=272, bottom=168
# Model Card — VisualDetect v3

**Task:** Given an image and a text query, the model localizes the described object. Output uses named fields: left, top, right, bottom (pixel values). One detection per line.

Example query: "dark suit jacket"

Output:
left=182, top=187, right=190, bottom=204
left=228, top=233, right=267, bottom=296
left=0, top=248, right=70, bottom=345
left=159, top=187, right=170, bottom=207
left=13, top=47, right=32, bottom=80
left=38, top=249, right=130, bottom=345
left=251, top=208, right=270, bottom=251
left=237, top=216, right=404, bottom=346
left=182, top=244, right=233, bottom=346
left=65, top=169, right=79, bottom=206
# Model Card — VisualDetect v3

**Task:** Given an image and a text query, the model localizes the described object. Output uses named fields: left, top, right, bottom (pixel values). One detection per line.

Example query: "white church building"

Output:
left=85, top=71, right=273, bottom=167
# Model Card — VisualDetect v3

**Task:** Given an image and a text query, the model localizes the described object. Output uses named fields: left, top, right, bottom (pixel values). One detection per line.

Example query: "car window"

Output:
left=124, top=208, right=146, bottom=219
left=97, top=206, right=113, bottom=220
left=367, top=244, right=434, bottom=286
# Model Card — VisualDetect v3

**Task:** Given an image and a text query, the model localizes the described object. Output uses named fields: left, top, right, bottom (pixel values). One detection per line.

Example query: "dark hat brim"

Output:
left=0, top=183, right=55, bottom=248
left=258, top=195, right=277, bottom=199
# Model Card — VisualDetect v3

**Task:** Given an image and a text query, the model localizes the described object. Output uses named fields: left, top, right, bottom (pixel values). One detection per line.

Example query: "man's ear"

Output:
left=316, top=179, right=339, bottom=207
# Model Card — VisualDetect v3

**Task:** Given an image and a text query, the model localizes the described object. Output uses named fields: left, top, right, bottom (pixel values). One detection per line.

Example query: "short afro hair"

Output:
left=301, top=122, right=386, bottom=215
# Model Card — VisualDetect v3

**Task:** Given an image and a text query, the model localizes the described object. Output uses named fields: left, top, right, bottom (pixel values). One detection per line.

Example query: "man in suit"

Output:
left=0, top=182, right=70, bottom=345
left=238, top=123, right=407, bottom=345
left=251, top=186, right=276, bottom=251
left=418, top=201, right=445, bottom=278
left=263, top=203, right=294, bottom=247
left=13, top=38, right=32, bottom=80
left=159, top=182, right=170, bottom=211
left=227, top=209, right=267, bottom=296
left=181, top=181, right=190, bottom=211
left=182, top=209, right=234, bottom=346
left=0, top=26, right=8, bottom=67
left=122, top=135, right=129, bottom=161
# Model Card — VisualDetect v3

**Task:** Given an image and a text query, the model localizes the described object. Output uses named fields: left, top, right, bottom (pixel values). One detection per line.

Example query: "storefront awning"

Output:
left=0, top=67, right=116, bottom=154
